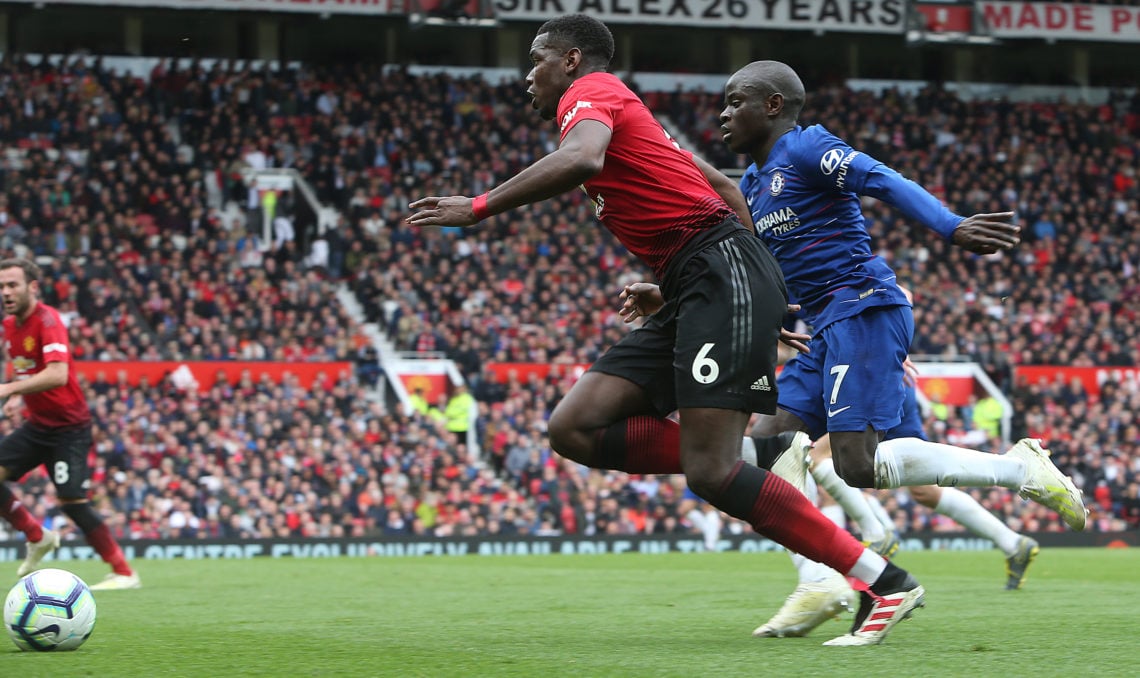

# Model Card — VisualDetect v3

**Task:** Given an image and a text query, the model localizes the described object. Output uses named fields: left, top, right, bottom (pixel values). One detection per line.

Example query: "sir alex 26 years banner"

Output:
left=494, top=0, right=907, bottom=32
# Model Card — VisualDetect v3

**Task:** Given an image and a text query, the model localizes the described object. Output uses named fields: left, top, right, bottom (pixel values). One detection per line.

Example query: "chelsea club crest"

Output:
left=769, top=171, right=785, bottom=196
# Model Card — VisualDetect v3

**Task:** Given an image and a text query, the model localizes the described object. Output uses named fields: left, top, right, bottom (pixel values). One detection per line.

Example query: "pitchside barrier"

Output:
left=0, top=532, right=1131, bottom=563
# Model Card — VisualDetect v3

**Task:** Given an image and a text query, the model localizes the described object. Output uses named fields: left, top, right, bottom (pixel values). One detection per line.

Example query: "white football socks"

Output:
left=820, top=503, right=847, bottom=530
left=847, top=549, right=888, bottom=587
left=934, top=487, right=1022, bottom=556
left=791, top=551, right=838, bottom=585
left=812, top=458, right=886, bottom=543
left=790, top=476, right=840, bottom=584
left=740, top=436, right=758, bottom=466
left=874, top=437, right=1026, bottom=490
left=863, top=492, right=897, bottom=536
left=686, top=508, right=723, bottom=552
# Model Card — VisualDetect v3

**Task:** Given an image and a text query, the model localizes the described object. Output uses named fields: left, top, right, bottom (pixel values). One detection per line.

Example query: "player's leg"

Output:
left=908, top=484, right=1023, bottom=553
left=550, top=264, right=803, bottom=480
left=547, top=314, right=684, bottom=475
left=861, top=490, right=901, bottom=547
left=822, top=307, right=1086, bottom=529
left=877, top=436, right=1086, bottom=530
left=46, top=424, right=139, bottom=589
left=810, top=433, right=897, bottom=555
left=60, top=498, right=139, bottom=589
left=746, top=348, right=858, bottom=637
left=909, top=484, right=1039, bottom=589
left=751, top=334, right=897, bottom=553
left=674, top=234, right=922, bottom=645
left=683, top=406, right=917, bottom=610
left=752, top=470, right=855, bottom=638
left=0, top=427, right=60, bottom=576
left=748, top=337, right=904, bottom=639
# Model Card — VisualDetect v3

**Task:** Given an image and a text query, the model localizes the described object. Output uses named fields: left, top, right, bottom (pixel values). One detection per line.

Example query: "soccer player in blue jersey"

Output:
left=718, top=60, right=1084, bottom=524
left=715, top=61, right=1086, bottom=644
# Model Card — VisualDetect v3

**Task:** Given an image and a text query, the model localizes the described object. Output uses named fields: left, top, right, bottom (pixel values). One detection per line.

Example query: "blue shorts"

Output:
left=777, top=305, right=913, bottom=439
left=885, top=384, right=927, bottom=441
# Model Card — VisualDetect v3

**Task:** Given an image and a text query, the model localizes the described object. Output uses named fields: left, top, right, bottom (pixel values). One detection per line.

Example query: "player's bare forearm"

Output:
left=484, top=146, right=600, bottom=211
left=407, top=120, right=610, bottom=227
left=0, top=362, right=67, bottom=399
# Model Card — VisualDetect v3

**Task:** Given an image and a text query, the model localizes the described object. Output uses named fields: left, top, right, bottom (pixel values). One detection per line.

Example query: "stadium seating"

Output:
left=1, top=56, right=1136, bottom=541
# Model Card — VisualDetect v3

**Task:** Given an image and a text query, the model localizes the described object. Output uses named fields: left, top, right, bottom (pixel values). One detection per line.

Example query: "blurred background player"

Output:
left=410, top=14, right=925, bottom=645
left=0, top=258, right=140, bottom=590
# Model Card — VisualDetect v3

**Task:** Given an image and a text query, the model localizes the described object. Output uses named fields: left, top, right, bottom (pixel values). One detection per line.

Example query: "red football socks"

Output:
left=0, top=485, right=44, bottom=543
left=718, top=461, right=864, bottom=574
left=593, top=416, right=684, bottom=474
left=86, top=523, right=134, bottom=576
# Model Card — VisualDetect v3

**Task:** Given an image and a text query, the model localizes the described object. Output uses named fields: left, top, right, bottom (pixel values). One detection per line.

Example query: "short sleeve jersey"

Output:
left=556, top=72, right=733, bottom=280
left=3, top=302, right=91, bottom=428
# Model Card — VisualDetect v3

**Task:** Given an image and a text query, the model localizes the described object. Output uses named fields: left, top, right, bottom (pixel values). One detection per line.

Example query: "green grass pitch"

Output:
left=2, top=548, right=1136, bottom=677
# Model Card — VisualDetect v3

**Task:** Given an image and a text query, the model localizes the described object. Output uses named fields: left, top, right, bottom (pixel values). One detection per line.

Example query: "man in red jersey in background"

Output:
left=408, top=13, right=923, bottom=644
left=0, top=258, right=140, bottom=590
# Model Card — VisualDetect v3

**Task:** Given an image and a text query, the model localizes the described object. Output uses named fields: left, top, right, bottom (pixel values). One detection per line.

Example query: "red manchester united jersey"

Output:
left=3, top=302, right=91, bottom=428
left=556, top=72, right=733, bottom=280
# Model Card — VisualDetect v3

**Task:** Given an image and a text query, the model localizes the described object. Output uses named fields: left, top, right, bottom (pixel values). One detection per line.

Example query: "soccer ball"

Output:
left=4, top=569, right=97, bottom=651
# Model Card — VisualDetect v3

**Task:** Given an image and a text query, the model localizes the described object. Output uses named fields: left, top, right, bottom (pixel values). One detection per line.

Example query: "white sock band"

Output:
left=846, top=549, right=887, bottom=586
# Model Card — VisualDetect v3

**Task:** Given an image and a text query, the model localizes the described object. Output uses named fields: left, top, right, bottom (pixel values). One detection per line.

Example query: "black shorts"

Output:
left=590, top=228, right=787, bottom=416
left=0, top=422, right=93, bottom=500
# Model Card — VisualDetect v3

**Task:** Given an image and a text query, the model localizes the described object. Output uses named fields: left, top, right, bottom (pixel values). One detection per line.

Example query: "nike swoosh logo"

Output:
left=28, top=623, right=61, bottom=637
left=828, top=406, right=852, bottom=417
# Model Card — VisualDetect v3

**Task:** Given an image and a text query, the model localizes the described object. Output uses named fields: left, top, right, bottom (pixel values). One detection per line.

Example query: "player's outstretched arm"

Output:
left=856, top=162, right=1019, bottom=253
left=407, top=119, right=612, bottom=227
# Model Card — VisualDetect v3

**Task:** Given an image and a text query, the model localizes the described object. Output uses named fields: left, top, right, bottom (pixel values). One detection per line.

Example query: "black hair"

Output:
left=537, top=14, right=615, bottom=69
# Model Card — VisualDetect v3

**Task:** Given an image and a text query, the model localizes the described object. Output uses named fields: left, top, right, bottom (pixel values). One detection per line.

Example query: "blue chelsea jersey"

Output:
left=740, top=125, right=963, bottom=331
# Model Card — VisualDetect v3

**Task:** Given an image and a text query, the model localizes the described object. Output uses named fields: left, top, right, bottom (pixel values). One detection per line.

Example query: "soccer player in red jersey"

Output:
left=409, top=14, right=923, bottom=643
left=0, top=258, right=140, bottom=590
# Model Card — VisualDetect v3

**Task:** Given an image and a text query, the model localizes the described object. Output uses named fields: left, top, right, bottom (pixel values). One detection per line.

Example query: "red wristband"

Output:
left=471, top=193, right=490, bottom=221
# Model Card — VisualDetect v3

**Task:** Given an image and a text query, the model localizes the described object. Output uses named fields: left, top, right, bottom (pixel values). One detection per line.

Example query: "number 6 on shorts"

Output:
left=691, top=342, right=720, bottom=384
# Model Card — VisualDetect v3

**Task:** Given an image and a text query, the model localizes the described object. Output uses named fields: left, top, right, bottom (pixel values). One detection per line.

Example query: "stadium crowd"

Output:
left=0, top=55, right=1138, bottom=546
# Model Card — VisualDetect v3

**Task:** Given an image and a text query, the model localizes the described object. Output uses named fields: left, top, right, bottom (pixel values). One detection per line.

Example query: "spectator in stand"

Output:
left=0, top=56, right=1136, bottom=542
